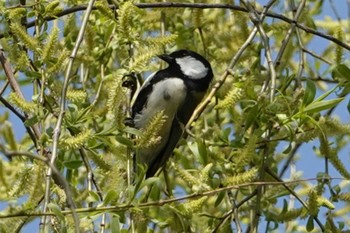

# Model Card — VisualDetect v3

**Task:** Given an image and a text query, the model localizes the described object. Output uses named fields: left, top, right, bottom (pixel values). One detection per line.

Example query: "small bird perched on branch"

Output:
left=131, top=49, right=213, bottom=178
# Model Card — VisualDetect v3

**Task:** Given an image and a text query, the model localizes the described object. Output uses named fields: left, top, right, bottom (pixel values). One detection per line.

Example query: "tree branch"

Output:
left=41, top=0, right=97, bottom=231
left=0, top=177, right=346, bottom=219
left=3, top=150, right=80, bottom=231
left=0, top=47, right=40, bottom=146
left=1, top=3, right=348, bottom=51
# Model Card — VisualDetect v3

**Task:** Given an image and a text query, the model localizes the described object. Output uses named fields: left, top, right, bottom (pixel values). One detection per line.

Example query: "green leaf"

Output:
left=133, top=173, right=144, bottom=198
left=332, top=184, right=341, bottom=195
left=332, top=64, right=350, bottom=81
left=95, top=125, right=118, bottom=136
left=103, top=190, right=118, bottom=206
left=219, top=126, right=231, bottom=142
left=196, top=138, right=208, bottom=165
left=149, top=181, right=161, bottom=200
left=282, top=143, right=292, bottom=154
left=27, top=10, right=36, bottom=18
left=244, top=104, right=259, bottom=129
left=303, top=98, right=344, bottom=114
left=313, top=85, right=339, bottom=102
left=24, top=115, right=39, bottom=127
left=110, top=214, right=121, bottom=233
left=63, top=160, right=83, bottom=169
left=214, top=191, right=226, bottom=207
left=87, top=191, right=101, bottom=202
left=48, top=203, right=65, bottom=221
left=139, top=177, right=159, bottom=190
left=115, top=135, right=133, bottom=147
left=25, top=70, right=42, bottom=79
left=338, top=221, right=345, bottom=230
left=303, top=79, right=316, bottom=106
left=306, top=216, right=314, bottom=232
left=123, top=126, right=141, bottom=136
left=282, top=199, right=288, bottom=214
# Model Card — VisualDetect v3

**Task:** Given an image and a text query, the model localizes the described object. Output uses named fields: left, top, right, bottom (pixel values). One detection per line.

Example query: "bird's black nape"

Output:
left=158, top=54, right=174, bottom=63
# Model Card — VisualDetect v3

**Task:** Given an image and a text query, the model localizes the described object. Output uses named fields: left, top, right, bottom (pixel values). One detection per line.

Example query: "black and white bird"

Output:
left=131, top=49, right=213, bottom=178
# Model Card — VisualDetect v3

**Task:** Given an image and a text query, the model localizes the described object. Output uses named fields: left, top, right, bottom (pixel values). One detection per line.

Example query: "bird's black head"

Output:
left=158, top=50, right=213, bottom=85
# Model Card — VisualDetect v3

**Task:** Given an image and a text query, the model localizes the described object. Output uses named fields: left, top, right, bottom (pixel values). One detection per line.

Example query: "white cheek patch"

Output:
left=175, top=56, right=208, bottom=79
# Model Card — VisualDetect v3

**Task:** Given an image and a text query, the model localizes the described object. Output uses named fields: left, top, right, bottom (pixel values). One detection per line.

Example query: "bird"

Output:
left=131, top=49, right=213, bottom=178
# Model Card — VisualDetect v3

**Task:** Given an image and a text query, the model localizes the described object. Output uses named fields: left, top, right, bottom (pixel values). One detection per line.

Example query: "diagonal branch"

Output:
left=266, top=168, right=325, bottom=232
left=3, top=150, right=80, bottom=231
left=41, top=0, right=97, bottom=231
left=1, top=3, right=348, bottom=51
left=0, top=177, right=346, bottom=219
left=0, top=47, right=41, bottom=146
left=186, top=0, right=274, bottom=128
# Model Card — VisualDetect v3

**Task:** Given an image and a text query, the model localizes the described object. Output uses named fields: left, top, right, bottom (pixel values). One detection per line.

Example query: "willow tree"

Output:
left=0, top=0, right=349, bottom=232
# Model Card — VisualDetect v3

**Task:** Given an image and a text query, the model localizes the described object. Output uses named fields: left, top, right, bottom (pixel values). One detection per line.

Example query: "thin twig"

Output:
left=79, top=148, right=105, bottom=233
left=1, top=3, right=348, bottom=51
left=291, top=0, right=307, bottom=87
left=0, top=48, right=39, bottom=146
left=90, top=67, right=104, bottom=109
left=4, top=151, right=80, bottom=231
left=279, top=143, right=302, bottom=178
left=1, top=177, right=346, bottom=219
left=239, top=1, right=278, bottom=231
left=0, top=95, right=26, bottom=121
left=233, top=208, right=242, bottom=233
left=266, top=168, right=325, bottom=232
left=41, top=0, right=96, bottom=231
left=0, top=49, right=28, bottom=114
left=274, top=0, right=306, bottom=67
left=211, top=190, right=257, bottom=233
left=0, top=95, right=39, bottom=147
left=302, top=48, right=332, bottom=65
left=0, top=80, right=9, bottom=96
left=243, top=1, right=277, bottom=102
left=80, top=148, right=103, bottom=201
left=0, top=47, right=41, bottom=140
left=328, top=0, right=342, bottom=22
left=186, top=26, right=258, bottom=129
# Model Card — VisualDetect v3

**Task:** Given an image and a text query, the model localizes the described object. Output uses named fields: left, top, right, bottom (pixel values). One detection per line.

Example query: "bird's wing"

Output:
left=146, top=116, right=183, bottom=177
left=131, top=72, right=157, bottom=118
left=145, top=91, right=205, bottom=178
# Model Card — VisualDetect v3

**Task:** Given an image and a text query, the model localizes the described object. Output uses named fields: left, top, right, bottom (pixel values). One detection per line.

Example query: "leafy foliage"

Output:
left=0, top=0, right=350, bottom=232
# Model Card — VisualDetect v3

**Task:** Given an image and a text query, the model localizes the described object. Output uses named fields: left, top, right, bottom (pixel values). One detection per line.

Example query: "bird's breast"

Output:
left=134, top=77, right=187, bottom=129
left=134, top=78, right=187, bottom=165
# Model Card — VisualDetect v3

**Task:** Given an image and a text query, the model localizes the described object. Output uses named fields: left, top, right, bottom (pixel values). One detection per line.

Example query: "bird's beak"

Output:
left=158, top=54, right=173, bottom=63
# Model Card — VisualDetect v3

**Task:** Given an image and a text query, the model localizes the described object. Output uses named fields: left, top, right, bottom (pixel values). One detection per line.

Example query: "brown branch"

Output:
left=0, top=96, right=26, bottom=122
left=0, top=49, right=26, bottom=101
left=211, top=190, right=257, bottom=233
left=0, top=80, right=9, bottom=96
left=302, top=48, right=332, bottom=65
left=0, top=48, right=39, bottom=145
left=0, top=177, right=346, bottom=219
left=3, top=151, right=79, bottom=231
left=266, top=168, right=325, bottom=231
left=41, top=1, right=96, bottom=231
left=1, top=3, right=349, bottom=51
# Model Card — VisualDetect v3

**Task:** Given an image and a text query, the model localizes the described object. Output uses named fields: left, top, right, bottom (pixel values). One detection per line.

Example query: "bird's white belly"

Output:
left=134, top=78, right=187, bottom=129
left=134, top=78, right=187, bottom=164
